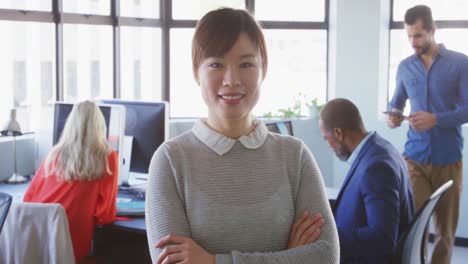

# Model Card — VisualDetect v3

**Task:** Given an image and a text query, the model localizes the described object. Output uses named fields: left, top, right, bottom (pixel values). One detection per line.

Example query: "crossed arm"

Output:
left=145, top=144, right=339, bottom=264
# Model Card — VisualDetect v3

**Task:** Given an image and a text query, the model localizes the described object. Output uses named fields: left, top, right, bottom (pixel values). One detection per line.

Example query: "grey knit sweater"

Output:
left=145, top=119, right=339, bottom=263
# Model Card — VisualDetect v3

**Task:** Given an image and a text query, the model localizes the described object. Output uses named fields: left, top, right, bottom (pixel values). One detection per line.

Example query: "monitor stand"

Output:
left=128, top=172, right=148, bottom=187
left=120, top=135, right=133, bottom=187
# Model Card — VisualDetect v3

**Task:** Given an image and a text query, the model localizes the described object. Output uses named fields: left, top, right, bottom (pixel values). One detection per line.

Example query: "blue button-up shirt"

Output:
left=390, top=44, right=468, bottom=165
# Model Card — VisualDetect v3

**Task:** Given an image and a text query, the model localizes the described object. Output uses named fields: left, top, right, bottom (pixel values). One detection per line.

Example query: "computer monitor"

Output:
left=265, top=120, right=294, bottom=136
left=100, top=100, right=169, bottom=186
left=53, top=103, right=111, bottom=145
left=52, top=102, right=126, bottom=185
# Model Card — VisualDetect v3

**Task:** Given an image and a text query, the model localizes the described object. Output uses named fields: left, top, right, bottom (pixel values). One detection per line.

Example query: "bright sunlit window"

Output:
left=0, top=0, right=329, bottom=124
left=0, top=21, right=55, bottom=133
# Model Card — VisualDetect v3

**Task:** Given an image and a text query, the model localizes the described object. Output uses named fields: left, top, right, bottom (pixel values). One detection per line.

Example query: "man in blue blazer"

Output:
left=319, top=98, right=415, bottom=263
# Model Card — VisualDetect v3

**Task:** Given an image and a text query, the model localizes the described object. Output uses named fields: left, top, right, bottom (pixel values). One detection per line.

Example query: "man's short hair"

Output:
left=319, top=98, right=365, bottom=132
left=404, top=5, right=434, bottom=31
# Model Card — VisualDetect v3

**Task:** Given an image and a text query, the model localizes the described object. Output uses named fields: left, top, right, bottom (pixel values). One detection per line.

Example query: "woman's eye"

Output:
left=240, top=62, right=254, bottom=68
left=209, top=63, right=223, bottom=68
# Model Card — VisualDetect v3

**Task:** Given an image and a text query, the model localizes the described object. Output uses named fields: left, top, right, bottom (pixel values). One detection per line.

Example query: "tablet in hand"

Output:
left=383, top=111, right=407, bottom=119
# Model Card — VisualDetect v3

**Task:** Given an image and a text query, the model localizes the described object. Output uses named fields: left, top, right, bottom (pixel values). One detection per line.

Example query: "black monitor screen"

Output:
left=101, top=100, right=167, bottom=174
left=53, top=103, right=111, bottom=145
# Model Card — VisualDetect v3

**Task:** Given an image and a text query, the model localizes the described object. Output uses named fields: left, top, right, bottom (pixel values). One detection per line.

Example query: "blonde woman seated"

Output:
left=24, top=100, right=118, bottom=263
left=146, top=8, right=339, bottom=264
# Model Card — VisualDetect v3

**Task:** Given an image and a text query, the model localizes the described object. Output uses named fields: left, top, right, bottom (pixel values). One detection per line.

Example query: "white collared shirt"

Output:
left=346, top=131, right=375, bottom=165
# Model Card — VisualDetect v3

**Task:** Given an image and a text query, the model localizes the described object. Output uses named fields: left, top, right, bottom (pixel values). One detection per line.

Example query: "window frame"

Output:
left=0, top=0, right=330, bottom=118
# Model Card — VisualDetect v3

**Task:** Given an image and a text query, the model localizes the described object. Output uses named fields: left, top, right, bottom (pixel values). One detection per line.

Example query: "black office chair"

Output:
left=0, top=192, right=13, bottom=235
left=392, top=179, right=453, bottom=264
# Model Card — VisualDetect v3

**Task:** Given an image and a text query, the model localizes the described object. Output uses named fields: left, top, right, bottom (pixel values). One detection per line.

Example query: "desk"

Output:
left=0, top=183, right=340, bottom=264
left=94, top=218, right=150, bottom=264
left=0, top=183, right=151, bottom=264
left=93, top=188, right=339, bottom=263
left=0, top=182, right=28, bottom=201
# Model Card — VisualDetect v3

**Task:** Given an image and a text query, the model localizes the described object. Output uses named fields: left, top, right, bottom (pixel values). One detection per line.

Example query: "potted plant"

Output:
left=305, top=98, right=323, bottom=119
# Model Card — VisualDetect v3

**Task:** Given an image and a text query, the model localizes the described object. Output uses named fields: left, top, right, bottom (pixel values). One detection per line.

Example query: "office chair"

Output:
left=0, top=202, right=75, bottom=263
left=0, top=192, right=12, bottom=235
left=392, top=179, right=453, bottom=264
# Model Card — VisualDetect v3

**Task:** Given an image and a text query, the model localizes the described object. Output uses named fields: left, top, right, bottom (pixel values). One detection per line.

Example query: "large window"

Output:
left=63, top=0, right=110, bottom=15
left=257, top=29, right=327, bottom=117
left=120, top=27, right=162, bottom=101
left=0, top=0, right=51, bottom=11
left=0, top=0, right=329, bottom=126
left=0, top=21, right=55, bottom=132
left=389, top=0, right=468, bottom=106
left=172, top=0, right=244, bottom=20
left=63, top=24, right=113, bottom=102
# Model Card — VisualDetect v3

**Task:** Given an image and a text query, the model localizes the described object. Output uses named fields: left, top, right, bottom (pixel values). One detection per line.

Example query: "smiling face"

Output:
left=195, top=32, right=264, bottom=124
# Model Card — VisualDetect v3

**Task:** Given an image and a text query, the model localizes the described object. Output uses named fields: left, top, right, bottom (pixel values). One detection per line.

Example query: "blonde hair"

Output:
left=45, top=100, right=112, bottom=181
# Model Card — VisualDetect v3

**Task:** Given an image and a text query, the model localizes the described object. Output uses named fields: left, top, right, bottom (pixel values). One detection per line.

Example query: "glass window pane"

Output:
left=0, top=0, right=51, bottom=11
left=121, top=27, right=162, bottom=101
left=0, top=21, right=55, bottom=133
left=170, top=29, right=206, bottom=117
left=120, top=0, right=159, bottom=18
left=172, top=0, right=245, bottom=20
left=63, top=24, right=113, bottom=102
left=436, top=29, right=468, bottom=54
left=393, top=0, right=468, bottom=21
left=255, top=30, right=327, bottom=117
left=388, top=29, right=468, bottom=109
left=63, top=0, right=110, bottom=15
left=255, top=0, right=325, bottom=22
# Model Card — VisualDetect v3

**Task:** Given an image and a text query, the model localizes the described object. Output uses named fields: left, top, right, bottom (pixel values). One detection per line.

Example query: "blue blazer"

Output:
left=333, top=133, right=415, bottom=264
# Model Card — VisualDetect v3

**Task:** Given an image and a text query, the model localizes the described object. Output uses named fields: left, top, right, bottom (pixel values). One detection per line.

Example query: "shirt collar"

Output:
left=437, top=43, right=448, bottom=57
left=192, top=119, right=269, bottom=156
left=346, top=131, right=375, bottom=165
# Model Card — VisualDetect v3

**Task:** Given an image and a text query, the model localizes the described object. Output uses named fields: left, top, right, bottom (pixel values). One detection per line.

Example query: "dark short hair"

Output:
left=319, top=98, right=365, bottom=132
left=192, top=8, right=268, bottom=76
left=404, top=5, right=434, bottom=31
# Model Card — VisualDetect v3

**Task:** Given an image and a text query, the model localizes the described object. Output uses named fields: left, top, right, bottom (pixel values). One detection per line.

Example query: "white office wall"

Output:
left=328, top=0, right=391, bottom=186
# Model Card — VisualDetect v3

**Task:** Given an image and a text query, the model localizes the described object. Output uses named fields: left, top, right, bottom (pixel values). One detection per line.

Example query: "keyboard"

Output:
left=116, top=186, right=146, bottom=216
left=116, top=199, right=145, bottom=216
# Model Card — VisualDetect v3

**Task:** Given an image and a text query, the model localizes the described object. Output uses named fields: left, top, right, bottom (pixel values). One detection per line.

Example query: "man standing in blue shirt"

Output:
left=387, top=5, right=468, bottom=264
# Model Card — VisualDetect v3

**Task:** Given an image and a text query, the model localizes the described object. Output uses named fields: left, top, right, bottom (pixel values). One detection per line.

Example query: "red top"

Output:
left=24, top=151, right=118, bottom=262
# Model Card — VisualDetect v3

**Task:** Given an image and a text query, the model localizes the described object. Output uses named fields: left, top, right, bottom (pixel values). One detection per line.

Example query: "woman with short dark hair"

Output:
left=146, top=8, right=339, bottom=264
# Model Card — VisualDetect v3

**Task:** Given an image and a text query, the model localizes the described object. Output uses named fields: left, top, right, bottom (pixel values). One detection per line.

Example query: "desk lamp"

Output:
left=1, top=109, right=27, bottom=183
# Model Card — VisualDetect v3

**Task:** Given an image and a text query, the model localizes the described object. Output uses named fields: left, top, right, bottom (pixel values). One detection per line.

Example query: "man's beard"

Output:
left=415, top=42, right=431, bottom=56
left=335, top=142, right=351, bottom=162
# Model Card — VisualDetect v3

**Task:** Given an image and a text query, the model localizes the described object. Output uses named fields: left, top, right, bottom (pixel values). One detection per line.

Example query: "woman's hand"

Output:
left=155, top=234, right=215, bottom=264
left=288, top=211, right=325, bottom=249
